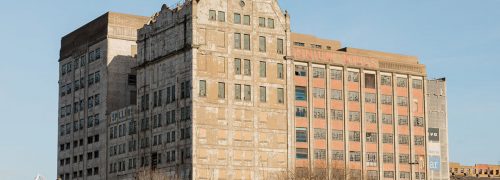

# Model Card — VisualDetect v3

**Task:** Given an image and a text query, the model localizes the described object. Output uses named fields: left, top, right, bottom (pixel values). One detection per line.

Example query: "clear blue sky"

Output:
left=1, top=0, right=499, bottom=179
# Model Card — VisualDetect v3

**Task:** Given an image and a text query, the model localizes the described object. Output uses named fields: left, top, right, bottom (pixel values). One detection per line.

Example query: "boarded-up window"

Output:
left=259, top=61, right=266, bottom=77
left=234, top=33, right=241, bottom=49
left=259, top=36, right=266, bottom=52
left=277, top=38, right=284, bottom=54
left=234, top=58, right=241, bottom=75
left=259, top=86, right=266, bottom=102
left=199, top=80, right=206, bottom=97
left=243, top=34, right=250, bottom=50
left=235, top=84, right=241, bottom=100
left=218, top=82, right=225, bottom=99
left=244, top=85, right=251, bottom=101
left=243, top=59, right=251, bottom=75
left=233, top=13, right=241, bottom=24
left=277, top=88, right=284, bottom=104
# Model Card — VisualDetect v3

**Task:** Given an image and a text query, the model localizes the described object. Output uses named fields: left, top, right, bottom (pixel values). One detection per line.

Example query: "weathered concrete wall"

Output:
left=191, top=0, right=291, bottom=179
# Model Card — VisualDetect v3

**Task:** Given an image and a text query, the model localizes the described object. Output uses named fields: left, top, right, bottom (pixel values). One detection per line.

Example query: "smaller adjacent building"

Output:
left=450, top=162, right=500, bottom=178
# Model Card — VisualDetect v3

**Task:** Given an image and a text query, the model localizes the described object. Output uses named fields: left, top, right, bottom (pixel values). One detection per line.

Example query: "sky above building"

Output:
left=1, top=0, right=499, bottom=179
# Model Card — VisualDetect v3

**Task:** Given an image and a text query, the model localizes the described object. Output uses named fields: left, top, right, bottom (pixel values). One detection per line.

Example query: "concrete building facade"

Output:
left=426, top=79, right=449, bottom=180
left=57, top=12, right=148, bottom=180
left=58, top=1, right=449, bottom=180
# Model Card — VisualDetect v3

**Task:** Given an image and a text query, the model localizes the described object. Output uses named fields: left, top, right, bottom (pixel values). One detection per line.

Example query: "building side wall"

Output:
left=191, top=0, right=290, bottom=179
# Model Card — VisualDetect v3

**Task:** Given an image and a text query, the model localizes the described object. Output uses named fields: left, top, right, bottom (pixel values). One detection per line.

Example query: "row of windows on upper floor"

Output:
left=60, top=150, right=99, bottom=167
left=293, top=42, right=334, bottom=51
left=296, top=128, right=425, bottom=146
left=294, top=168, right=423, bottom=180
left=59, top=134, right=99, bottom=153
left=60, top=71, right=100, bottom=97
left=296, top=148, right=426, bottom=166
left=60, top=48, right=101, bottom=76
left=58, top=166, right=99, bottom=180
left=208, top=10, right=276, bottom=29
left=60, top=113, right=100, bottom=137
left=233, top=33, right=285, bottom=54
left=199, top=81, right=285, bottom=104
left=294, top=65, right=424, bottom=89
left=60, top=94, right=100, bottom=118
left=294, top=107, right=424, bottom=126
left=109, top=149, right=191, bottom=175
left=295, top=87, right=415, bottom=106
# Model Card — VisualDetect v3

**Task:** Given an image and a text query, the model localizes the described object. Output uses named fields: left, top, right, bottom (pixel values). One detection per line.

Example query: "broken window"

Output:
left=295, top=65, right=307, bottom=76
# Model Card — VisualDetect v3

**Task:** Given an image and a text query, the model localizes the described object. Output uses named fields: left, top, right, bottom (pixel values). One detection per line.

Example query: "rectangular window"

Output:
left=399, top=135, right=410, bottom=145
left=313, top=108, right=326, bottom=119
left=312, top=88, right=325, bottom=99
left=365, top=74, right=376, bottom=88
left=217, top=11, right=225, bottom=22
left=244, top=85, right=251, bottom=101
left=234, top=33, right=241, bottom=49
left=382, top=114, right=393, bottom=125
left=366, top=132, right=377, bottom=143
left=268, top=18, right=275, bottom=28
left=259, top=61, right=266, bottom=77
left=331, top=69, right=343, bottom=80
left=331, top=89, right=343, bottom=100
left=209, top=10, right=216, bottom=21
left=243, top=59, right=251, bottom=75
left=366, top=153, right=378, bottom=166
left=313, top=67, right=325, bottom=78
left=277, top=63, right=284, bottom=79
left=277, top=38, right=284, bottom=54
left=400, top=172, right=411, bottom=179
left=415, top=135, right=425, bottom=146
left=398, top=96, right=408, bottom=106
left=381, top=95, right=393, bottom=105
left=277, top=88, right=284, bottom=104
left=296, top=148, right=308, bottom=159
left=259, top=36, right=266, bottom=52
left=384, top=171, right=395, bottom=178
left=349, top=111, right=360, bottom=122
left=295, top=86, right=307, bottom=101
left=243, top=34, right=250, bottom=50
left=397, top=77, right=408, bottom=87
left=294, top=42, right=305, bottom=46
left=233, top=13, right=241, bottom=24
left=348, top=71, right=359, bottom=82
left=332, top=150, right=344, bottom=160
left=383, top=153, right=394, bottom=163
left=332, top=130, right=343, bottom=141
left=349, top=131, right=360, bottom=142
left=367, top=170, right=378, bottom=180
left=258, top=17, right=266, bottom=27
left=365, top=93, right=377, bottom=103
left=383, top=133, right=394, bottom=144
left=414, top=116, right=424, bottom=127
left=234, top=58, right=241, bottom=74
left=259, top=86, right=266, bottom=102
left=331, top=109, right=343, bottom=121
left=243, top=15, right=250, bottom=25
left=399, top=154, right=409, bottom=163
left=413, top=79, right=423, bottom=89
left=381, top=75, right=392, bottom=86
left=350, top=151, right=361, bottom=162
left=314, top=128, right=326, bottom=139
left=199, top=80, right=206, bottom=97
left=314, top=149, right=326, bottom=159
left=218, top=82, right=225, bottom=99
left=296, top=128, right=307, bottom=142
left=398, top=116, right=409, bottom=125
left=235, top=84, right=241, bottom=100
left=295, top=65, right=307, bottom=76
left=348, top=91, right=359, bottom=102
left=295, top=106, right=307, bottom=117
left=366, top=112, right=377, bottom=123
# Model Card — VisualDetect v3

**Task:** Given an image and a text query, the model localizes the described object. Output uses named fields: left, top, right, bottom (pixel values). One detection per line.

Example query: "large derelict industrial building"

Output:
left=57, top=0, right=449, bottom=179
